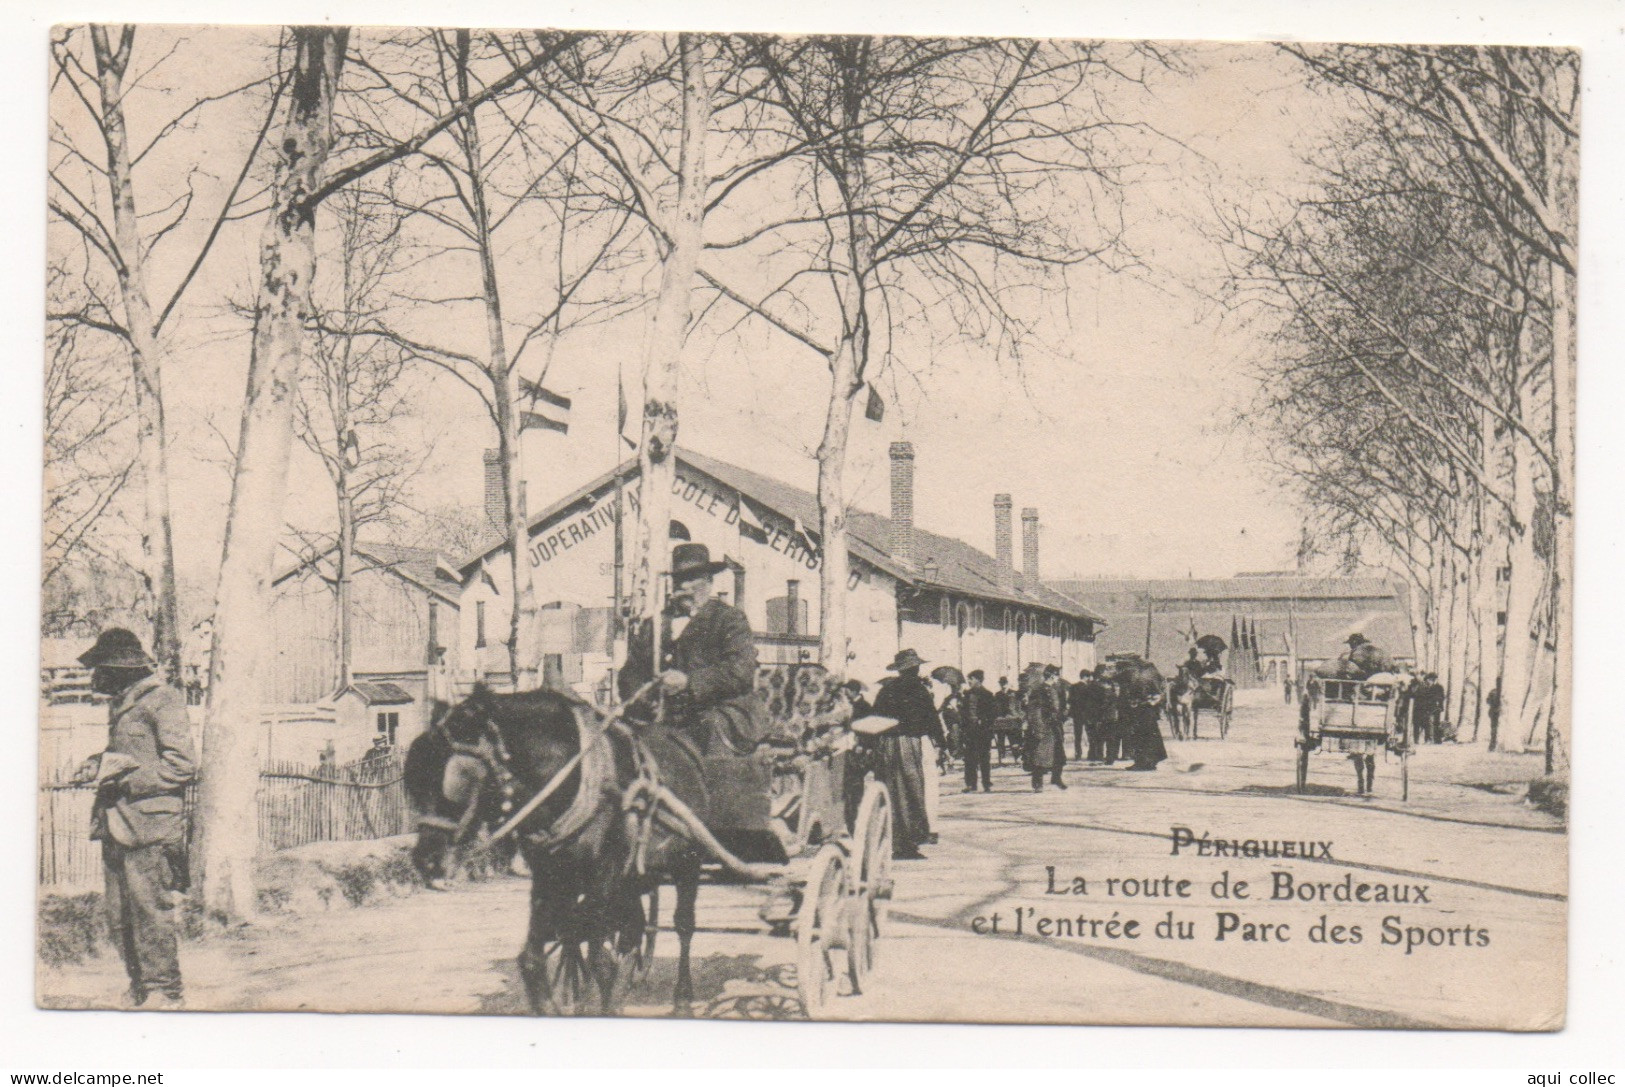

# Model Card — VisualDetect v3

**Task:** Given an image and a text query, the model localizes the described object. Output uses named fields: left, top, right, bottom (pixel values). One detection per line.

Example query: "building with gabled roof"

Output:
left=260, top=542, right=462, bottom=759
left=455, top=443, right=1100, bottom=700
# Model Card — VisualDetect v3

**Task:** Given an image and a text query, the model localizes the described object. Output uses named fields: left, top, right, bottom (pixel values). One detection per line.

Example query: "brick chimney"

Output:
left=1021, top=507, right=1040, bottom=592
left=994, top=494, right=1014, bottom=592
left=483, top=449, right=505, bottom=533
left=888, top=441, right=915, bottom=570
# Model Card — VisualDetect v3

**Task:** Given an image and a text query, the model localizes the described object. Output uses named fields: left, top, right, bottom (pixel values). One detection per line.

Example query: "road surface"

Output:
left=39, top=689, right=1565, bottom=1028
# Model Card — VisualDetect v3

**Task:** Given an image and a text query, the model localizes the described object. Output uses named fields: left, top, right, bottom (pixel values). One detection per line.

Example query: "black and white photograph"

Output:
left=31, top=10, right=1584, bottom=1040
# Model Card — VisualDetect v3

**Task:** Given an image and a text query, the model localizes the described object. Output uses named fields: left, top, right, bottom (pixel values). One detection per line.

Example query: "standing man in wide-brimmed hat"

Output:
left=871, top=648, right=944, bottom=858
left=70, top=627, right=195, bottom=1009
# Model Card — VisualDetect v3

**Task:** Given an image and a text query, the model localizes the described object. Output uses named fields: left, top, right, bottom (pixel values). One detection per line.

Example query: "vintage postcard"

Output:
left=38, top=25, right=1572, bottom=1029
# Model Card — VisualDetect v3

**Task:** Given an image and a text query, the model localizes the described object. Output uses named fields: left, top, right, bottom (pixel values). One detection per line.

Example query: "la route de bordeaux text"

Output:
left=965, top=828, right=1492, bottom=955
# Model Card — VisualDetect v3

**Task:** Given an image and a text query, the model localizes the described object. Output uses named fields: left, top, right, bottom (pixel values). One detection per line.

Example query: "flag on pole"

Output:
left=737, top=497, right=769, bottom=544
left=792, top=515, right=821, bottom=557
left=518, top=377, right=572, bottom=434
left=864, top=384, right=885, bottom=422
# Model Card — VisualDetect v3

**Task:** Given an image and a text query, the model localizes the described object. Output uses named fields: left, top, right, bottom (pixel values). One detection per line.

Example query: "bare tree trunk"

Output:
left=335, top=468, right=354, bottom=690
left=1547, top=262, right=1575, bottom=775
left=1472, top=409, right=1508, bottom=745
left=195, top=28, right=347, bottom=923
left=629, top=35, right=712, bottom=632
left=815, top=355, right=860, bottom=669
left=1501, top=427, right=1542, bottom=750
left=452, top=30, right=536, bottom=690
left=1456, top=552, right=1482, bottom=727
left=90, top=26, right=182, bottom=679
left=492, top=382, right=530, bottom=688
left=815, top=42, right=874, bottom=672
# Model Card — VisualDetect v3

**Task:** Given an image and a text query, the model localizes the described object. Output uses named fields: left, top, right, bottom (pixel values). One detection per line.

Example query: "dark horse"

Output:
left=405, top=685, right=706, bottom=1016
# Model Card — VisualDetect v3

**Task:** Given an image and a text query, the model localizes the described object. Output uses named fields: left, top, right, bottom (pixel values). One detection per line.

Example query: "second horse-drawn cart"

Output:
left=1296, top=675, right=1409, bottom=799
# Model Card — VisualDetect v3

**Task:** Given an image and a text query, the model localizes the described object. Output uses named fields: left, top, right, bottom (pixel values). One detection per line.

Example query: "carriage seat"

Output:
left=697, top=665, right=852, bottom=861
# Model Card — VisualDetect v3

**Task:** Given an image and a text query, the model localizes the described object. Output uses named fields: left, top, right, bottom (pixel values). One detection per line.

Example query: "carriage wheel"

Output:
left=1294, top=744, right=1310, bottom=793
left=535, top=938, right=595, bottom=1016
left=1219, top=685, right=1234, bottom=741
left=848, top=781, right=892, bottom=992
left=795, top=844, right=850, bottom=1019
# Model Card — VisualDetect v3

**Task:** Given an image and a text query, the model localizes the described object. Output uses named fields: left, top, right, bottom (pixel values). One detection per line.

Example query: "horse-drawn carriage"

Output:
left=1296, top=675, right=1409, bottom=799
left=1168, top=673, right=1233, bottom=740
left=408, top=665, right=894, bottom=1020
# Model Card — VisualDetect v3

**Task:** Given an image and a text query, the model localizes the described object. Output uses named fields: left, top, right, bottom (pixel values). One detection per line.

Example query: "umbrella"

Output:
left=930, top=665, right=966, bottom=688
left=1195, top=634, right=1228, bottom=654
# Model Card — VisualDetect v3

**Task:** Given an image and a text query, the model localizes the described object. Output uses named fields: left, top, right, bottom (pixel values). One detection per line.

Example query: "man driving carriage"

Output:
left=618, top=542, right=767, bottom=756
left=611, top=542, right=775, bottom=837
left=1185, top=634, right=1228, bottom=681
left=1313, top=632, right=1394, bottom=681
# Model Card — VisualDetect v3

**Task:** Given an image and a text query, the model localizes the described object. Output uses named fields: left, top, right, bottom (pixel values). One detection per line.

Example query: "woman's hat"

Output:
left=886, top=648, right=926, bottom=672
left=78, top=627, right=155, bottom=669
left=670, top=542, right=729, bottom=581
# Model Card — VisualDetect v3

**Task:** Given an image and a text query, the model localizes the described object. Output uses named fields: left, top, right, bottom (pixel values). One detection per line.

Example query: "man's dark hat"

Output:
left=967, top=669, right=985, bottom=683
left=887, top=648, right=926, bottom=672
left=1347, top=633, right=1368, bottom=647
left=78, top=627, right=155, bottom=669
left=670, top=542, right=729, bottom=581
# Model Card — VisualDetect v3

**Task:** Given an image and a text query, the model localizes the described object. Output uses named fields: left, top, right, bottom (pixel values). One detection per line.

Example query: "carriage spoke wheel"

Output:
left=537, top=938, right=595, bottom=1016
left=1220, top=685, right=1234, bottom=740
left=795, top=844, right=850, bottom=1020
left=848, top=781, right=892, bottom=993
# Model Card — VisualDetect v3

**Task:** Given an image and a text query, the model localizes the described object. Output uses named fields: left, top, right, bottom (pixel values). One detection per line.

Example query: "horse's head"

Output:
left=405, top=685, right=507, bottom=886
left=405, top=684, right=589, bottom=886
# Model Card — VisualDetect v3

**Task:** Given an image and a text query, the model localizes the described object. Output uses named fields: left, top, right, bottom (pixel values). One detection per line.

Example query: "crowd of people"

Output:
left=845, top=650, right=1171, bottom=860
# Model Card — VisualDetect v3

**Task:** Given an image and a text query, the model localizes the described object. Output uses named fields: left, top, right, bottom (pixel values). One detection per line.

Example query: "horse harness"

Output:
left=430, top=693, right=666, bottom=880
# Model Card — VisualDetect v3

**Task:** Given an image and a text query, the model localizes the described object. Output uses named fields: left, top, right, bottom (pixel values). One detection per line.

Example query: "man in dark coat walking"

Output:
left=1044, top=665, right=1068, bottom=774
left=1417, top=672, right=1447, bottom=744
left=71, top=628, right=195, bottom=1009
left=1021, top=663, right=1067, bottom=791
left=959, top=669, right=996, bottom=793
left=1070, top=669, right=1109, bottom=762
left=992, top=676, right=1016, bottom=763
left=872, top=649, right=944, bottom=858
left=1093, top=666, right=1122, bottom=764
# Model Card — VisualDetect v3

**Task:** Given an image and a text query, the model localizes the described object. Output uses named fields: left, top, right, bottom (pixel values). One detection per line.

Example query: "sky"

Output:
left=48, top=31, right=1349, bottom=593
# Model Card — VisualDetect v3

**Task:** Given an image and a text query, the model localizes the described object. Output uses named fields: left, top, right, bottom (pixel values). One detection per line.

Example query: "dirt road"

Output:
left=40, top=690, right=1564, bottom=1027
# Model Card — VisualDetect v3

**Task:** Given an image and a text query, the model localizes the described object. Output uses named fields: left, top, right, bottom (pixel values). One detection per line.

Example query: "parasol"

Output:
left=1195, top=634, right=1228, bottom=654
left=930, top=665, right=966, bottom=688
